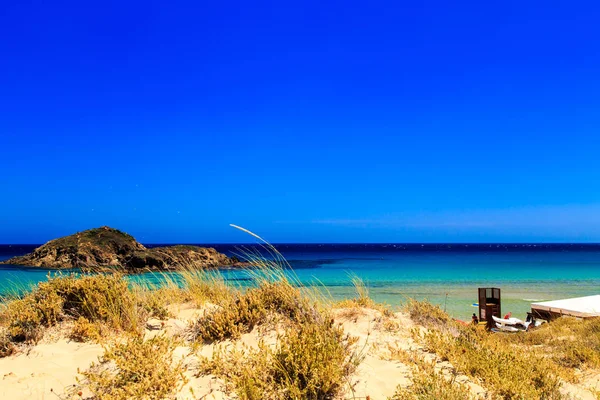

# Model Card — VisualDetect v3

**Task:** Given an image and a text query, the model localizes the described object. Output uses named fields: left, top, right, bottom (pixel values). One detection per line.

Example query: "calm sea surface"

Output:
left=1, top=244, right=599, bottom=320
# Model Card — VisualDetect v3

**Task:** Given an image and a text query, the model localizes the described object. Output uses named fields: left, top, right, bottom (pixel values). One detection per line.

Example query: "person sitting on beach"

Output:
left=472, top=313, right=479, bottom=324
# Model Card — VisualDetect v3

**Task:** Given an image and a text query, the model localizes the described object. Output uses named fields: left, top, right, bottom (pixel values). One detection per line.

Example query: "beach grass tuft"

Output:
left=405, top=298, right=452, bottom=330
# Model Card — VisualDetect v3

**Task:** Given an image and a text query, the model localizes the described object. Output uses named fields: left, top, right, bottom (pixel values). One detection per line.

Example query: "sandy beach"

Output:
left=2, top=297, right=600, bottom=400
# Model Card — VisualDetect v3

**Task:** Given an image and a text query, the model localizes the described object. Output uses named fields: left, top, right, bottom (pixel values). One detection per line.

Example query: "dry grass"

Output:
left=189, top=236, right=327, bottom=344
left=130, top=266, right=236, bottom=310
left=407, top=299, right=566, bottom=399
left=334, top=275, right=394, bottom=319
left=0, top=273, right=144, bottom=346
left=179, top=268, right=235, bottom=306
left=0, top=330, right=14, bottom=357
left=389, top=354, right=475, bottom=400
left=405, top=298, right=452, bottom=330
left=135, top=288, right=173, bottom=320
left=78, top=335, right=186, bottom=400
left=422, top=327, right=564, bottom=399
left=497, top=316, right=600, bottom=370
left=200, top=316, right=362, bottom=400
left=189, top=280, right=318, bottom=343
left=194, top=226, right=365, bottom=399
left=69, top=316, right=102, bottom=343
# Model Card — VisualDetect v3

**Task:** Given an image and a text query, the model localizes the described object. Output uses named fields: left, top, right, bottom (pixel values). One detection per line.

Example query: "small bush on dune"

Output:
left=136, top=289, right=172, bottom=320
left=38, top=274, right=141, bottom=331
left=191, top=280, right=318, bottom=343
left=4, top=297, right=48, bottom=343
left=79, top=335, right=186, bottom=400
left=271, top=318, right=361, bottom=399
left=69, top=316, right=101, bottom=343
left=1, top=273, right=143, bottom=345
left=201, top=316, right=361, bottom=400
left=405, top=299, right=452, bottom=330
left=0, top=331, right=14, bottom=357
left=194, top=228, right=364, bottom=399
left=334, top=276, right=394, bottom=318
left=335, top=275, right=374, bottom=308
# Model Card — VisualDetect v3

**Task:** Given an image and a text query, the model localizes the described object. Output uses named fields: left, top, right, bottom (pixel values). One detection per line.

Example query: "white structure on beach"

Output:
left=531, top=295, right=600, bottom=319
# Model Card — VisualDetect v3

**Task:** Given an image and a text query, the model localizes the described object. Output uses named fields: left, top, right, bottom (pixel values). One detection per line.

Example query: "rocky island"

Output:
left=0, top=226, right=240, bottom=271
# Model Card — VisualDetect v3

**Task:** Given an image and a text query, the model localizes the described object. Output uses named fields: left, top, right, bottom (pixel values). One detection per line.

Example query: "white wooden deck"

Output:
left=531, top=295, right=600, bottom=318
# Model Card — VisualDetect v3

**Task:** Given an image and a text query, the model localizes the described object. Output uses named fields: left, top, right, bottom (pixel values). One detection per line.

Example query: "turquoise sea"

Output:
left=1, top=244, right=599, bottom=321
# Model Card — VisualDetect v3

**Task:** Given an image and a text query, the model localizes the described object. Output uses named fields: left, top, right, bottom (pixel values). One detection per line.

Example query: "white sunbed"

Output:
left=492, top=315, right=529, bottom=332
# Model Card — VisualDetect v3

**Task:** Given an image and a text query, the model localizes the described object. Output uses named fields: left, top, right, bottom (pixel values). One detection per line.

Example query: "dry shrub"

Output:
left=405, top=298, right=452, bottom=330
left=80, top=335, right=186, bottom=400
left=335, top=307, right=367, bottom=322
left=345, top=275, right=373, bottom=308
left=499, top=316, right=600, bottom=370
left=200, top=317, right=361, bottom=400
left=194, top=244, right=363, bottom=399
left=0, top=331, right=14, bottom=357
left=3, top=297, right=49, bottom=343
left=180, top=268, right=234, bottom=306
left=418, top=319, right=564, bottom=399
left=70, top=317, right=101, bottom=343
left=334, top=276, right=394, bottom=318
left=390, top=356, right=474, bottom=400
left=190, top=281, right=317, bottom=343
left=272, top=319, right=360, bottom=399
left=136, top=289, right=172, bottom=320
left=382, top=318, right=400, bottom=332
left=1, top=273, right=143, bottom=345
left=590, top=386, right=600, bottom=400
left=39, top=273, right=141, bottom=331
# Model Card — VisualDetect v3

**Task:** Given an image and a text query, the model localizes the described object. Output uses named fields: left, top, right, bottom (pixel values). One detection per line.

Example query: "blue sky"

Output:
left=1, top=1, right=599, bottom=243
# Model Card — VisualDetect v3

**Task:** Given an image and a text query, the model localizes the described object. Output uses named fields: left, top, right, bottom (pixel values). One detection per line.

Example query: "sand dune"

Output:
left=1, top=304, right=599, bottom=400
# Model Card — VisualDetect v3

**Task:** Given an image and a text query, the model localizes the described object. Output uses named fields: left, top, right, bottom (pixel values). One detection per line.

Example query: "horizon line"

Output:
left=1, top=242, right=600, bottom=246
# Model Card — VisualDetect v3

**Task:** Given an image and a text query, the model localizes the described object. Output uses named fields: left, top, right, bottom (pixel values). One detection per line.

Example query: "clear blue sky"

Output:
left=1, top=1, right=599, bottom=243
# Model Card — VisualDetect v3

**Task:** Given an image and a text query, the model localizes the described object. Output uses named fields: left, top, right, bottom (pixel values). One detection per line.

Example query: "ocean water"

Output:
left=1, top=243, right=599, bottom=320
